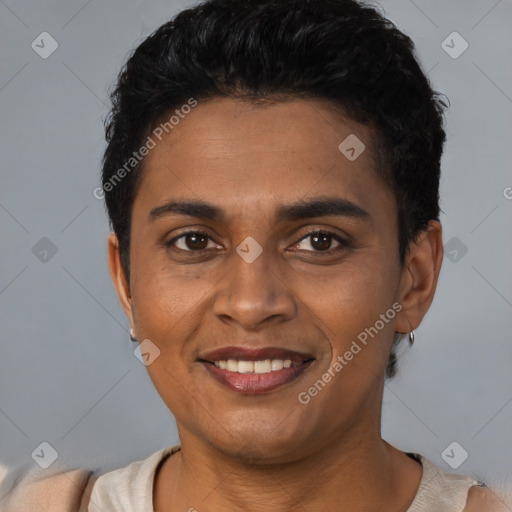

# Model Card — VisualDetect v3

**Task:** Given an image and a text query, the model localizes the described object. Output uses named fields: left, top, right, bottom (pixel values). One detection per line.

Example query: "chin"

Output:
left=202, top=421, right=312, bottom=465
left=218, top=440, right=303, bottom=465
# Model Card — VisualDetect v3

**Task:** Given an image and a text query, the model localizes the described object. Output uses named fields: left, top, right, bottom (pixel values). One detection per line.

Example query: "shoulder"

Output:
left=464, top=484, right=509, bottom=512
left=1, top=468, right=97, bottom=512
left=88, top=445, right=179, bottom=510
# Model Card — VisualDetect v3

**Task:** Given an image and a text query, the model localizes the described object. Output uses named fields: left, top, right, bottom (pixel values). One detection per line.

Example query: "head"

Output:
left=103, top=0, right=446, bottom=461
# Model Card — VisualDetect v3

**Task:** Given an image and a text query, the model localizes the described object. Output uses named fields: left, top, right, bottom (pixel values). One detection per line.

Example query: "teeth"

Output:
left=254, top=360, right=272, bottom=373
left=238, top=360, right=254, bottom=373
left=213, top=359, right=295, bottom=373
left=271, top=360, right=284, bottom=371
left=227, top=359, right=238, bottom=372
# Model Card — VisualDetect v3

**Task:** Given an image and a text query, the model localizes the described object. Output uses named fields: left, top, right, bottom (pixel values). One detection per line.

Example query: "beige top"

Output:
left=87, top=445, right=483, bottom=512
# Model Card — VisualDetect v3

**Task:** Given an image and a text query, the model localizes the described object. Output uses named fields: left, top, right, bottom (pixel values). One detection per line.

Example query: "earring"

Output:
left=130, top=328, right=137, bottom=342
left=394, top=330, right=415, bottom=346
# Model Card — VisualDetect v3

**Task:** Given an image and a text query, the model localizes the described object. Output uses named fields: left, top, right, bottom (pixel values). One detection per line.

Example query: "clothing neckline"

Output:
left=151, top=445, right=181, bottom=511
left=151, top=447, right=429, bottom=511
left=90, top=444, right=484, bottom=511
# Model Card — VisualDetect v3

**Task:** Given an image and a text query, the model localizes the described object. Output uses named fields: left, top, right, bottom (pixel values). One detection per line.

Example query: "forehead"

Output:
left=135, top=97, right=394, bottom=224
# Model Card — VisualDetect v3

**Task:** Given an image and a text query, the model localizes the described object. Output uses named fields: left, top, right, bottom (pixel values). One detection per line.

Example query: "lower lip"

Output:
left=200, top=360, right=314, bottom=394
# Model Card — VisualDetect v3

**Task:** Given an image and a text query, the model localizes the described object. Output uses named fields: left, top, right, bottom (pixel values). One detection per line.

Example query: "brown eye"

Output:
left=184, top=232, right=209, bottom=250
left=294, top=230, right=347, bottom=253
left=167, top=230, right=215, bottom=251
left=310, top=232, right=332, bottom=251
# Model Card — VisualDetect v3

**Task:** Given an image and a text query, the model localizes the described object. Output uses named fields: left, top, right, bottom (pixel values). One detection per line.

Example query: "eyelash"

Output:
left=165, top=229, right=349, bottom=255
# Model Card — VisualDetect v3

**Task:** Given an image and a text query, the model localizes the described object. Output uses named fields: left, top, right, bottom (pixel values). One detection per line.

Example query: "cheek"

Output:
left=132, top=256, right=205, bottom=321
left=299, top=258, right=399, bottom=382
left=294, top=264, right=396, bottom=420
left=129, top=272, right=207, bottom=402
left=130, top=267, right=203, bottom=410
left=297, top=257, right=395, bottom=327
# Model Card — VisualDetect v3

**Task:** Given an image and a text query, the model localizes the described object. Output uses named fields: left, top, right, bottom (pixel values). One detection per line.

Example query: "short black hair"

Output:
left=101, top=0, right=448, bottom=378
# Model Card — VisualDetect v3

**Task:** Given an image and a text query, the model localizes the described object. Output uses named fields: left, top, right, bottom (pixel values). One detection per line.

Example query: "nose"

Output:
left=212, top=244, right=297, bottom=330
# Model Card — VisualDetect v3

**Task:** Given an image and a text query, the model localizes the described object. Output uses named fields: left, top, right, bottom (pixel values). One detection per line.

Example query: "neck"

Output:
left=154, top=425, right=422, bottom=512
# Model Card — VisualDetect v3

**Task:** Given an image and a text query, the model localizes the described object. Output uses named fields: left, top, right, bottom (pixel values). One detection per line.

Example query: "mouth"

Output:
left=197, top=346, right=315, bottom=394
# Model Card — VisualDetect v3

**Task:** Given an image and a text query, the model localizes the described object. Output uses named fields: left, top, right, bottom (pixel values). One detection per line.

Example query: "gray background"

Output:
left=1, top=0, right=511, bottom=504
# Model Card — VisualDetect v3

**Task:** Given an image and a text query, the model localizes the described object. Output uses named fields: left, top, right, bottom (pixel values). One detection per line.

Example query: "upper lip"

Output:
left=198, top=346, right=315, bottom=363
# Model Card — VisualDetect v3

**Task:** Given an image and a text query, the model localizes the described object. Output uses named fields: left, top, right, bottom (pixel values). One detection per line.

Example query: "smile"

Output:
left=213, top=359, right=298, bottom=373
left=197, top=345, right=316, bottom=393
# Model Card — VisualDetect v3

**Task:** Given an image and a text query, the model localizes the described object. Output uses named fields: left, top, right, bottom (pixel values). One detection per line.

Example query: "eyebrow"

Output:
left=149, top=197, right=370, bottom=223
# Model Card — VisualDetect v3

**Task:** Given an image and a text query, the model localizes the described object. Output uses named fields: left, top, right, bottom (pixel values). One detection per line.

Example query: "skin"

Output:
left=108, top=97, right=444, bottom=511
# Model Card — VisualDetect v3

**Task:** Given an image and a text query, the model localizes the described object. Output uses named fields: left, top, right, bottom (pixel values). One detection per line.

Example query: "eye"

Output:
left=165, top=229, right=349, bottom=255
left=166, top=230, right=219, bottom=251
left=292, top=230, right=348, bottom=253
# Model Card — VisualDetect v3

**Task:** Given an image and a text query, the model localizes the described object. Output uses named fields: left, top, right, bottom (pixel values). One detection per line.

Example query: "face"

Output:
left=109, top=97, right=441, bottom=464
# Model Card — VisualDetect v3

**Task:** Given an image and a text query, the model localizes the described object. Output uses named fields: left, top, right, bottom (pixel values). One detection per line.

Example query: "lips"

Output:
left=197, top=345, right=315, bottom=394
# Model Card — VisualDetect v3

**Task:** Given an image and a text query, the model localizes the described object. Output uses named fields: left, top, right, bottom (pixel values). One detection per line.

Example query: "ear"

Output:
left=107, top=232, right=134, bottom=329
left=395, top=220, right=444, bottom=334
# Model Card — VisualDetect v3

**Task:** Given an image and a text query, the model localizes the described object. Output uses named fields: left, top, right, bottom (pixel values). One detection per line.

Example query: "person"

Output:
left=3, top=0, right=507, bottom=510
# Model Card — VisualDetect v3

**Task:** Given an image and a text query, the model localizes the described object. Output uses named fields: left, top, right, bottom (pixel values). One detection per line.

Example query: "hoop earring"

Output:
left=394, top=330, right=415, bottom=346
left=130, top=328, right=137, bottom=342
